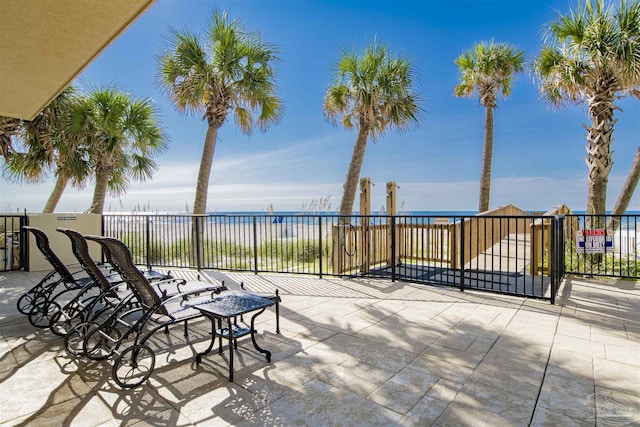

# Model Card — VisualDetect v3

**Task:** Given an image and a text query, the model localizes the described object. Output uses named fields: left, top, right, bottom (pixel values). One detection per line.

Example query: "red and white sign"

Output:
left=576, top=229, right=613, bottom=254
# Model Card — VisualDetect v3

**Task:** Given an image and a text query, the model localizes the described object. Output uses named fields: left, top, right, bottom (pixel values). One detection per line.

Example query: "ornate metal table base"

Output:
left=194, top=293, right=274, bottom=382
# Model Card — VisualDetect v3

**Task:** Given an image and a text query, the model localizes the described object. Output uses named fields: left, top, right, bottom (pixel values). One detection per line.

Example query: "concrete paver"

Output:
left=0, top=270, right=638, bottom=426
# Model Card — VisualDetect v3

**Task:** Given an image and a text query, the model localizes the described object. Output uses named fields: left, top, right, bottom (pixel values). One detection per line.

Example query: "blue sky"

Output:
left=3, top=0, right=640, bottom=213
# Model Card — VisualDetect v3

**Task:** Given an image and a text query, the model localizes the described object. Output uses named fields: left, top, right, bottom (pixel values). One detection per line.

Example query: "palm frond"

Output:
left=535, top=0, right=640, bottom=105
left=157, top=9, right=282, bottom=136
left=454, top=40, right=525, bottom=107
left=323, top=41, right=423, bottom=139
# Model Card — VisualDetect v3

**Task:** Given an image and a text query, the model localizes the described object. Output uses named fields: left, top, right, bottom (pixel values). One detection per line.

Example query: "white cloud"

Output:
left=4, top=168, right=639, bottom=214
left=3, top=135, right=639, bottom=215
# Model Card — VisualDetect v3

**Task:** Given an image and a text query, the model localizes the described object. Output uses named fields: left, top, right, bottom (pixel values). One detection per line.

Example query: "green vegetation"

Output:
left=260, top=239, right=320, bottom=263
left=116, top=230, right=331, bottom=272
left=204, top=240, right=254, bottom=260
left=565, top=240, right=640, bottom=277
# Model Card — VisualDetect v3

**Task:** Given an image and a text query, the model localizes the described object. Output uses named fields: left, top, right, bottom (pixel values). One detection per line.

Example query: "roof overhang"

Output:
left=0, top=0, right=156, bottom=121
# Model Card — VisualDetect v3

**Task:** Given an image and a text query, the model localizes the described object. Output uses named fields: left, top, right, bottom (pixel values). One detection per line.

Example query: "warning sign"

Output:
left=576, top=229, right=613, bottom=254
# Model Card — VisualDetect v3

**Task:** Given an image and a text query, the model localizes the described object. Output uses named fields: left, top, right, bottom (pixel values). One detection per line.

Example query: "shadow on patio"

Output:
left=0, top=270, right=638, bottom=426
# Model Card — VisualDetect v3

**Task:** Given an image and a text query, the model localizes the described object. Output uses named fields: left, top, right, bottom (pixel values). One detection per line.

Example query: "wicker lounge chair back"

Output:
left=23, top=226, right=74, bottom=282
left=97, top=239, right=171, bottom=282
left=84, top=235, right=166, bottom=315
left=56, top=228, right=113, bottom=292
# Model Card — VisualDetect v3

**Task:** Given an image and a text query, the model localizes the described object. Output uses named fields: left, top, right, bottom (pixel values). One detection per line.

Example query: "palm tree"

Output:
left=70, top=87, right=166, bottom=214
left=4, top=87, right=90, bottom=213
left=0, top=116, right=20, bottom=159
left=535, top=0, right=640, bottom=218
left=324, top=41, right=422, bottom=217
left=454, top=41, right=525, bottom=213
left=157, top=10, right=282, bottom=216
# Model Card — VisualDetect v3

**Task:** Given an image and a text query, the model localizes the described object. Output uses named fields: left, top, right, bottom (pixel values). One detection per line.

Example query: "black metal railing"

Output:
left=103, top=213, right=571, bottom=302
left=1, top=214, right=27, bottom=271
left=564, top=214, right=640, bottom=278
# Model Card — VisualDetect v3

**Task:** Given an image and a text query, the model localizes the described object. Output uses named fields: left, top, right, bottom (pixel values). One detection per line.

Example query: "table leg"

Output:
left=249, top=308, right=271, bottom=362
left=217, top=317, right=223, bottom=354
left=195, top=315, right=217, bottom=365
left=275, top=294, right=280, bottom=334
left=227, top=317, right=234, bottom=382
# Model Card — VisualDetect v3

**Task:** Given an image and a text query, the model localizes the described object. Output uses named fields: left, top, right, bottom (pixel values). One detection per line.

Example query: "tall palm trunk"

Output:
left=478, top=105, right=494, bottom=213
left=43, top=174, right=69, bottom=213
left=585, top=85, right=616, bottom=226
left=0, top=117, right=19, bottom=159
left=190, top=124, right=219, bottom=268
left=0, top=133, right=13, bottom=159
left=611, top=146, right=640, bottom=216
left=338, top=127, right=369, bottom=217
left=607, top=146, right=640, bottom=231
left=336, top=127, right=369, bottom=276
left=90, top=168, right=110, bottom=214
left=193, top=125, right=219, bottom=215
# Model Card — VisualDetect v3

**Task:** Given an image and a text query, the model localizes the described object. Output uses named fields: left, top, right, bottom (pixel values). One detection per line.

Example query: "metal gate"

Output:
left=334, top=214, right=565, bottom=303
left=1, top=214, right=26, bottom=272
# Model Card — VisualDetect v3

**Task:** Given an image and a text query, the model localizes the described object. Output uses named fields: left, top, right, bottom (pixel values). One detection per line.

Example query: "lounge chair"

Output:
left=19, top=226, right=107, bottom=328
left=68, top=235, right=226, bottom=387
left=50, top=228, right=138, bottom=336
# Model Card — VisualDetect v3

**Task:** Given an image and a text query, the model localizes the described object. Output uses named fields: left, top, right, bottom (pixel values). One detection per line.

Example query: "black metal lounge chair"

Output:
left=50, top=228, right=138, bottom=337
left=70, top=235, right=227, bottom=388
left=98, top=238, right=171, bottom=283
left=19, top=226, right=103, bottom=328
left=53, top=229, right=215, bottom=337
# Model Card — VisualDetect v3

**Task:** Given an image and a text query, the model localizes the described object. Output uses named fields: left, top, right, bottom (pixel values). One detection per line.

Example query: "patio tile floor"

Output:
left=0, top=270, right=638, bottom=426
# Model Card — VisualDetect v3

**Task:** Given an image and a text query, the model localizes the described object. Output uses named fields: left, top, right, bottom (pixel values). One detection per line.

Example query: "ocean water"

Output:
left=205, top=210, right=640, bottom=216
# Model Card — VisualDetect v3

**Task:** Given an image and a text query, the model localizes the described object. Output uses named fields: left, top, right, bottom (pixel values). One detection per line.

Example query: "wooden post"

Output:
left=360, top=178, right=371, bottom=273
left=531, top=219, right=552, bottom=276
left=332, top=225, right=342, bottom=275
left=386, top=181, right=396, bottom=217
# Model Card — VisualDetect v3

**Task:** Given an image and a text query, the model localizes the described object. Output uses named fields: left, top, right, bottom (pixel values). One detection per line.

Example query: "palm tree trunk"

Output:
left=478, top=106, right=494, bottom=213
left=339, top=128, right=369, bottom=217
left=43, top=175, right=69, bottom=213
left=606, top=146, right=640, bottom=231
left=585, top=87, right=615, bottom=225
left=190, top=124, right=219, bottom=268
left=90, top=168, right=110, bottom=214
left=193, top=125, right=219, bottom=215
left=611, top=146, right=640, bottom=216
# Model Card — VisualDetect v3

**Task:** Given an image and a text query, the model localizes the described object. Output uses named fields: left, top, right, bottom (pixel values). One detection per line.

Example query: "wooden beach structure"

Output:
left=330, top=178, right=573, bottom=299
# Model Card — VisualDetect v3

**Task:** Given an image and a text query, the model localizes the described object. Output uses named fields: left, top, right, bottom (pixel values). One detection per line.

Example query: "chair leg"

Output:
left=184, top=320, right=189, bottom=337
left=275, top=289, right=280, bottom=334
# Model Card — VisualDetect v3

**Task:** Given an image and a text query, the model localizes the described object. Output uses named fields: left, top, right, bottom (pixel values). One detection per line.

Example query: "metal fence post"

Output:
left=559, top=215, right=565, bottom=279
left=195, top=216, right=202, bottom=271
left=21, top=212, right=28, bottom=271
left=551, top=215, right=565, bottom=305
left=460, top=219, right=465, bottom=292
left=550, top=216, right=557, bottom=305
left=145, top=215, right=151, bottom=271
left=318, top=219, right=323, bottom=279
left=100, top=214, right=105, bottom=265
left=253, top=216, right=259, bottom=275
left=390, top=216, right=396, bottom=282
